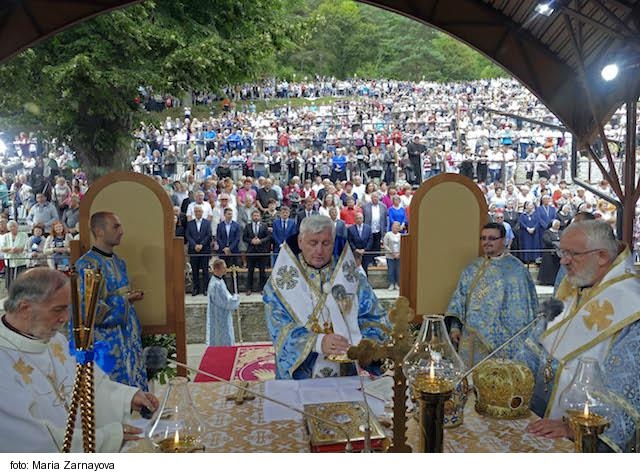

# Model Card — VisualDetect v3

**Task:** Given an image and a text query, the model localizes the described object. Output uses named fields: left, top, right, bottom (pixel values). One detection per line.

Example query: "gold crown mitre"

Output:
left=473, top=359, right=534, bottom=419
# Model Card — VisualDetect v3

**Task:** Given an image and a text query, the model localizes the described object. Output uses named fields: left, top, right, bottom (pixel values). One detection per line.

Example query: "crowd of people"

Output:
left=2, top=78, right=639, bottom=293
left=126, top=78, right=639, bottom=292
left=0, top=151, right=86, bottom=286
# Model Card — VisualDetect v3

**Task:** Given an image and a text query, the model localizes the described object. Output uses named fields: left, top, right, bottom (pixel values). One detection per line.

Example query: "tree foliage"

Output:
left=0, top=0, right=296, bottom=175
left=276, top=1, right=506, bottom=82
left=0, top=0, right=506, bottom=174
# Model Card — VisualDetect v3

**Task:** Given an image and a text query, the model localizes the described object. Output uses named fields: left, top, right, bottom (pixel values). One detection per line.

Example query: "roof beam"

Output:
left=588, top=0, right=637, bottom=37
left=558, top=4, right=639, bottom=44
left=563, top=11, right=624, bottom=199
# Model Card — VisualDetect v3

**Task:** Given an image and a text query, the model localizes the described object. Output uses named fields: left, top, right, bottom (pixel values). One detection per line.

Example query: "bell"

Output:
left=145, top=377, right=206, bottom=452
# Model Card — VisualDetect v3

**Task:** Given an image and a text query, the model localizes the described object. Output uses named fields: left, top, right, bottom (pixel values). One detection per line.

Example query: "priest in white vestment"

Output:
left=0, top=267, right=158, bottom=452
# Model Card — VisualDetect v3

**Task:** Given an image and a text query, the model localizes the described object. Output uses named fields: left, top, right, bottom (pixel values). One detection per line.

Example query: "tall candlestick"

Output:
left=565, top=407, right=609, bottom=453
left=414, top=372, right=454, bottom=452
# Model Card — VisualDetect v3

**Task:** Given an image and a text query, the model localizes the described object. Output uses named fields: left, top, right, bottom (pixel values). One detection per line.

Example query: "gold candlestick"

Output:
left=403, top=314, right=465, bottom=453
left=565, top=407, right=609, bottom=453
left=157, top=433, right=205, bottom=453
left=413, top=371, right=454, bottom=453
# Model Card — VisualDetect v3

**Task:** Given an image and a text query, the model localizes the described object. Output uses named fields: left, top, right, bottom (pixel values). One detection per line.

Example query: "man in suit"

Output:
left=243, top=209, right=272, bottom=295
left=186, top=205, right=213, bottom=296
left=271, top=206, right=297, bottom=266
left=363, top=191, right=388, bottom=259
left=296, top=196, right=318, bottom=227
left=216, top=207, right=241, bottom=268
left=329, top=206, right=347, bottom=259
left=347, top=213, right=373, bottom=275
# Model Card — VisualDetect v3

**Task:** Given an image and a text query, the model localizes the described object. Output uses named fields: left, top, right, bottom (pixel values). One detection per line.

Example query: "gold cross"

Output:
left=14, top=358, right=34, bottom=384
left=583, top=299, right=614, bottom=332
left=225, top=381, right=256, bottom=405
left=51, top=343, right=66, bottom=364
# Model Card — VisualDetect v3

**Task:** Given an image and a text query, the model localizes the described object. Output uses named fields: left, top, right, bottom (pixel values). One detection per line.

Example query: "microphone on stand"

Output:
left=142, top=346, right=355, bottom=452
left=331, top=283, right=373, bottom=453
left=459, top=298, right=564, bottom=380
left=141, top=346, right=169, bottom=419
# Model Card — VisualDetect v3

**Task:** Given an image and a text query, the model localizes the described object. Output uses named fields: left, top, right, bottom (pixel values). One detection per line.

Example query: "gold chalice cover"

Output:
left=473, top=358, right=534, bottom=419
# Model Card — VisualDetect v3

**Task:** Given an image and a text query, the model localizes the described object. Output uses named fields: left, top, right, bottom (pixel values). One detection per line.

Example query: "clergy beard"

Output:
left=28, top=315, right=64, bottom=342
left=565, top=259, right=599, bottom=288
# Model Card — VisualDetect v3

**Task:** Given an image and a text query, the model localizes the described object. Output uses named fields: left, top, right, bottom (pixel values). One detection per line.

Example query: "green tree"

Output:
left=0, top=0, right=296, bottom=176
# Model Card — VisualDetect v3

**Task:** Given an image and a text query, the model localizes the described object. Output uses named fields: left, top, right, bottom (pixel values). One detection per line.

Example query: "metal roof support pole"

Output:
left=621, top=98, right=639, bottom=248
left=570, top=138, right=624, bottom=238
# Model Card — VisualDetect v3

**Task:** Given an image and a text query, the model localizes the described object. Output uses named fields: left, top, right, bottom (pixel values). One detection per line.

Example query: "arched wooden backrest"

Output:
left=70, top=171, right=186, bottom=373
left=399, top=174, right=488, bottom=320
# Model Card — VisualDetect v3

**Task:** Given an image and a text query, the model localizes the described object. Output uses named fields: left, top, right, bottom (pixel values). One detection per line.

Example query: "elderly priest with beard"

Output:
left=0, top=268, right=158, bottom=452
left=264, top=215, right=389, bottom=379
left=521, top=220, right=640, bottom=452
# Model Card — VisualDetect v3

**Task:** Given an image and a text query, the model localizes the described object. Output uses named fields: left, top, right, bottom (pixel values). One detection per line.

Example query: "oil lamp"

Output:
left=403, top=315, right=465, bottom=452
left=146, top=377, right=206, bottom=453
left=559, top=357, right=610, bottom=453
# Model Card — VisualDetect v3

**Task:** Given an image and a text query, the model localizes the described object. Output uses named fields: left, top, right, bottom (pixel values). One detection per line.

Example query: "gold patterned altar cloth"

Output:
left=123, top=382, right=573, bottom=453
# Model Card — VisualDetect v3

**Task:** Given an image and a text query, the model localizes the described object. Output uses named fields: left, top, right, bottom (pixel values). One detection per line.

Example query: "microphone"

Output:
left=144, top=347, right=355, bottom=452
left=459, top=298, right=564, bottom=380
left=141, top=346, right=169, bottom=419
left=332, top=283, right=373, bottom=453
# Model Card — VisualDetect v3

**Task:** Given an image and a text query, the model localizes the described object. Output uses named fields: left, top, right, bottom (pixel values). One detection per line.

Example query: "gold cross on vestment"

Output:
left=14, top=358, right=34, bottom=384
left=51, top=343, right=66, bottom=364
left=583, top=299, right=614, bottom=332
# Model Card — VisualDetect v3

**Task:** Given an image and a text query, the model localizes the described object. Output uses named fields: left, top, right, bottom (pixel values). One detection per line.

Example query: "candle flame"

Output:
left=429, top=362, right=435, bottom=379
left=174, top=430, right=180, bottom=444
left=583, top=402, right=589, bottom=417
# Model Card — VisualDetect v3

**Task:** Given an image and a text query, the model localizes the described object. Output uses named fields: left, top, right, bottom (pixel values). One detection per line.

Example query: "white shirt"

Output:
left=370, top=205, right=381, bottom=233
left=186, top=201, right=213, bottom=220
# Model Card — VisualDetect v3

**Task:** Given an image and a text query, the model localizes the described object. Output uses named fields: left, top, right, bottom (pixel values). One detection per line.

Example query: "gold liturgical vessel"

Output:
left=403, top=315, right=465, bottom=453
left=145, top=376, right=206, bottom=452
left=62, top=267, right=104, bottom=453
left=559, top=357, right=610, bottom=453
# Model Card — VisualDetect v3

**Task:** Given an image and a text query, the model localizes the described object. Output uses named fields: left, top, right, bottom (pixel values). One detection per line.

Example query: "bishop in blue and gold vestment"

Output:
left=264, top=215, right=389, bottom=379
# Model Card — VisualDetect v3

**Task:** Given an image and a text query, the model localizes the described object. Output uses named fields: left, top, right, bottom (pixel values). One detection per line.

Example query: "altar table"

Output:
left=123, top=381, right=573, bottom=453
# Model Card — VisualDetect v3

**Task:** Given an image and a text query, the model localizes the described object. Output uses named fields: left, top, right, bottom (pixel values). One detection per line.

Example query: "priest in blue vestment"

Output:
left=206, top=258, right=240, bottom=346
left=446, top=222, right=538, bottom=368
left=263, top=215, right=389, bottom=379
left=73, top=212, right=147, bottom=390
